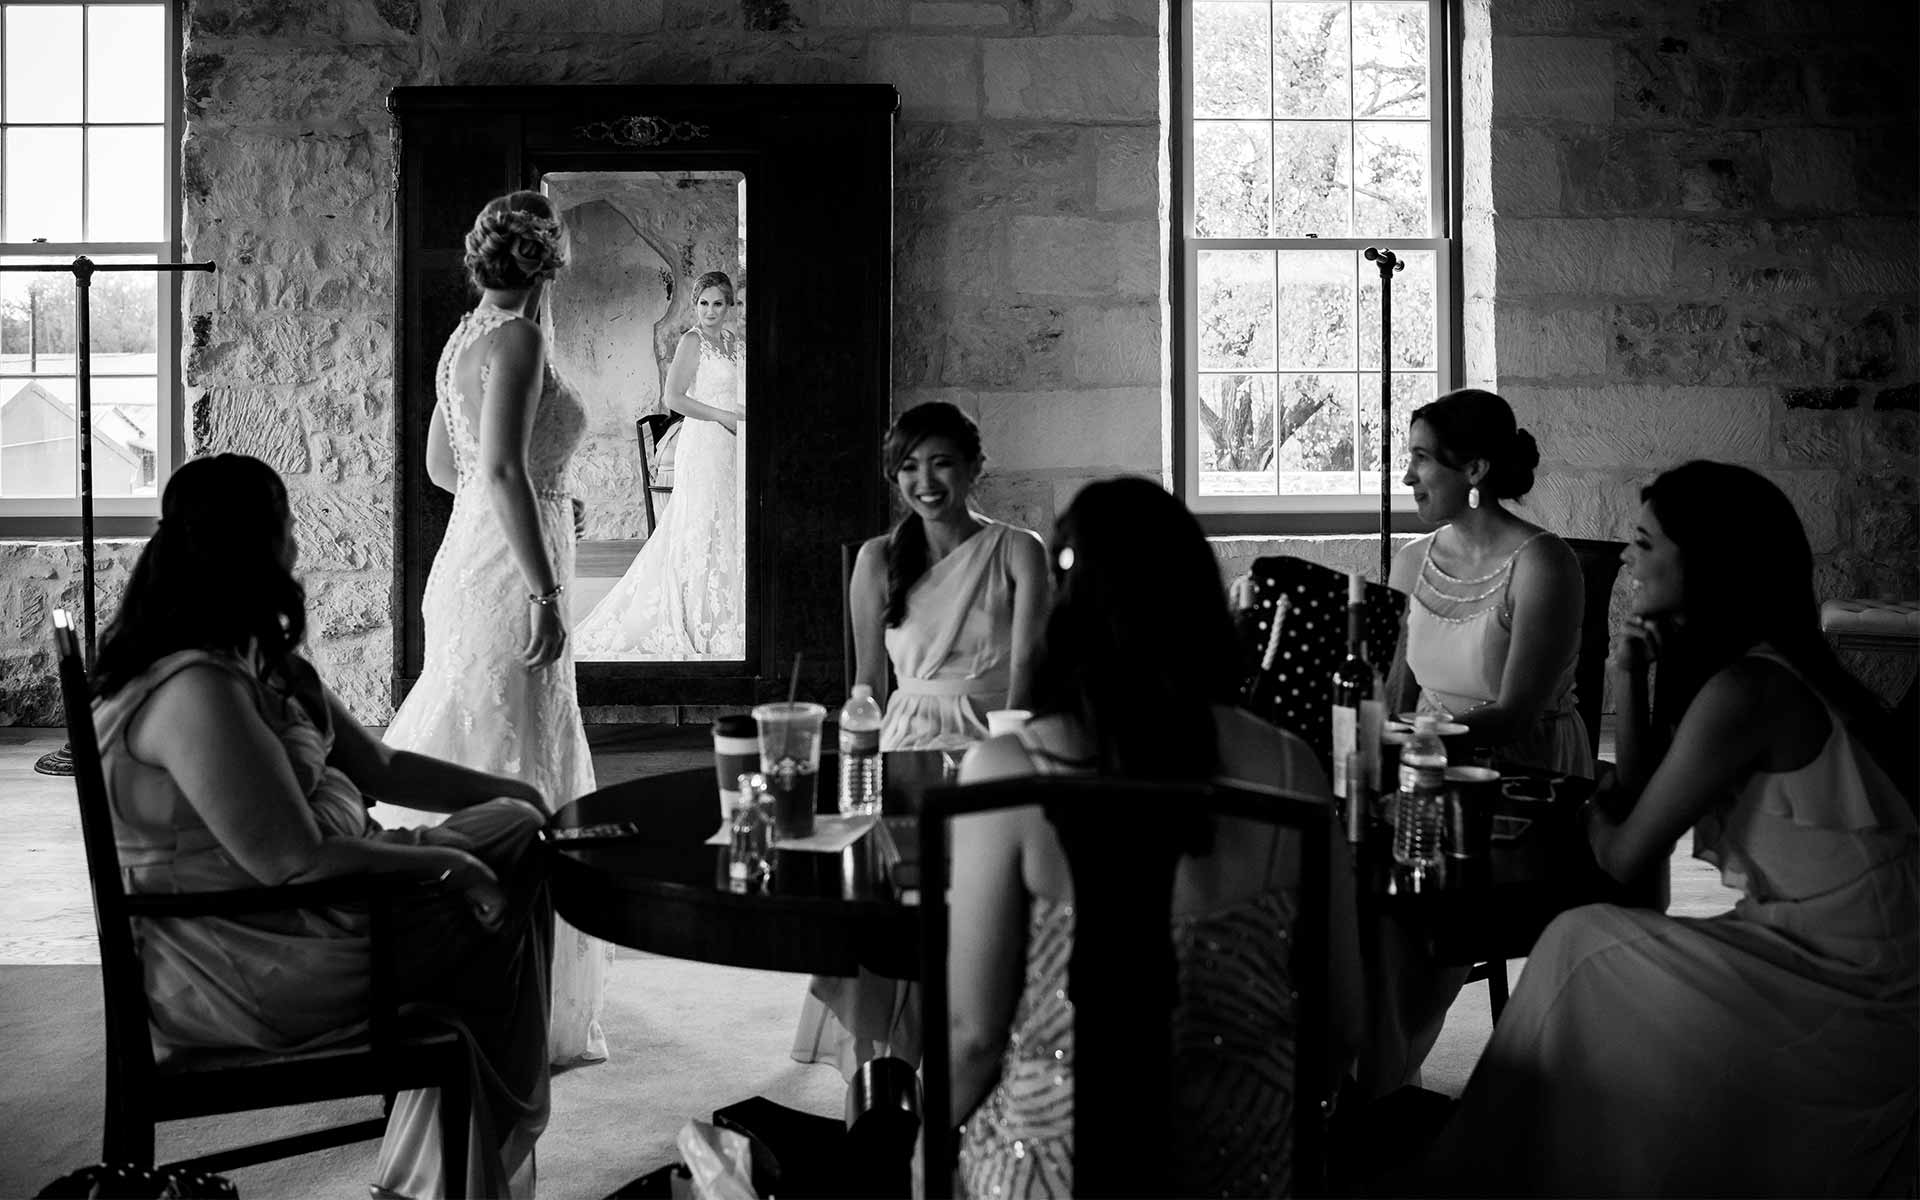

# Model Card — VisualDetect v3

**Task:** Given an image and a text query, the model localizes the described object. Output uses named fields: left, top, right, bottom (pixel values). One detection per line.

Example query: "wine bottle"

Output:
left=1330, top=573, right=1374, bottom=802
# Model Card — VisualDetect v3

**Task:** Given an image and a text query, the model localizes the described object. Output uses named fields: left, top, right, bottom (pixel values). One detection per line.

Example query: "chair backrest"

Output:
left=635, top=412, right=684, bottom=531
left=1563, top=538, right=1626, bottom=759
left=50, top=609, right=159, bottom=1099
left=1239, top=556, right=1406, bottom=770
left=918, top=777, right=1331, bottom=1199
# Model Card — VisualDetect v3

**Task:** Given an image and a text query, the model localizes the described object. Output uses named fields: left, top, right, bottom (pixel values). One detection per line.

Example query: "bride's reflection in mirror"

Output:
left=543, top=170, right=748, bottom=662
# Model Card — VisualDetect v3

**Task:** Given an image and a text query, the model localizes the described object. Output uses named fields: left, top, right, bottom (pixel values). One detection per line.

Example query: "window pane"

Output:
left=1357, top=249, right=1436, bottom=370
left=5, top=6, right=83, bottom=122
left=90, top=373, right=158, bottom=496
left=1272, top=3, right=1350, bottom=119
left=87, top=126, right=163, bottom=241
left=1193, top=2, right=1269, bottom=119
left=1272, top=122, right=1351, bottom=237
left=5, top=127, right=83, bottom=241
left=1354, top=2, right=1430, bottom=118
left=1198, top=373, right=1275, bottom=496
left=0, top=374, right=77, bottom=497
left=1357, top=370, right=1433, bottom=490
left=1273, top=372, right=1358, bottom=494
left=1198, top=249, right=1276, bottom=372
left=0, top=257, right=76, bottom=364
left=1193, top=120, right=1271, bottom=238
left=87, top=4, right=164, bottom=122
left=89, top=257, right=158, bottom=367
left=1274, top=249, right=1354, bottom=371
left=1354, top=121, right=1430, bottom=237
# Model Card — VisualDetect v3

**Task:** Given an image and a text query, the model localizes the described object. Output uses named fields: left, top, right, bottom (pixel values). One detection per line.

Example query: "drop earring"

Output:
left=1468, top=485, right=1481, bottom=510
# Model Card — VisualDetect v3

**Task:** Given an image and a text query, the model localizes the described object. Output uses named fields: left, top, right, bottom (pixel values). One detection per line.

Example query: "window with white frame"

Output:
left=0, top=1, right=173, bottom=521
left=1179, top=0, right=1455, bottom=519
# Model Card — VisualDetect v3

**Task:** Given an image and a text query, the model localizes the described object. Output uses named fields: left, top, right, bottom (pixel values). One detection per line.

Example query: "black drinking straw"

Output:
left=785, top=652, right=803, bottom=761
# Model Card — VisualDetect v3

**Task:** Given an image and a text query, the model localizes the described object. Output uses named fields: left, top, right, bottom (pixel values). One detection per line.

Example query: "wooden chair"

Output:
left=636, top=411, right=685, bottom=531
left=51, top=609, right=472, bottom=1178
left=919, top=777, right=1333, bottom=1198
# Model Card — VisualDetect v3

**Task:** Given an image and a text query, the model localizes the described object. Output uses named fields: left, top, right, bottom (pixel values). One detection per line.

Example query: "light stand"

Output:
left=8, top=256, right=217, bottom=776
left=1363, top=247, right=1403, bottom=583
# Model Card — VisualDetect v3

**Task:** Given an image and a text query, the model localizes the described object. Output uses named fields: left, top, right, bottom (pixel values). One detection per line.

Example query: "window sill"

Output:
left=0, top=516, right=159, bottom=539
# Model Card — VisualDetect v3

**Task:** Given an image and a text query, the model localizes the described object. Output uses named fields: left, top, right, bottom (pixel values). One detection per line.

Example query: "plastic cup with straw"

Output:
left=753, top=653, right=823, bottom=840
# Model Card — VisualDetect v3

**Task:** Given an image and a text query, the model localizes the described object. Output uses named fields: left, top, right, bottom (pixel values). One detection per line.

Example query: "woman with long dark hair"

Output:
left=1415, top=461, right=1918, bottom=1196
left=948, top=476, right=1364, bottom=1198
left=91, top=454, right=554, bottom=1198
left=792, top=400, right=1052, bottom=1076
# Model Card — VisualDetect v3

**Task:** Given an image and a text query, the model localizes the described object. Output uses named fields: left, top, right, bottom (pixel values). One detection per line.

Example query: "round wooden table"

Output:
left=546, top=750, right=951, bottom=980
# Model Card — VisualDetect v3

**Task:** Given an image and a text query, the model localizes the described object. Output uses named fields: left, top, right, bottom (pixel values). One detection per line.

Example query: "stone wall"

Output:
left=172, top=0, right=1163, bottom=721
left=1485, top=0, right=1918, bottom=618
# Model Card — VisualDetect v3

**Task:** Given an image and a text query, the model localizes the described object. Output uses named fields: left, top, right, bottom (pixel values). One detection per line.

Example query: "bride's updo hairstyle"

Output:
left=881, top=402, right=983, bottom=628
left=464, top=191, right=567, bottom=292
left=691, top=270, right=736, bottom=306
left=1409, top=387, right=1542, bottom=501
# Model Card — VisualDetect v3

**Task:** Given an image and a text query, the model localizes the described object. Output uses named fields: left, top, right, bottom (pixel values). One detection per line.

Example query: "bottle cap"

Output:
left=851, top=684, right=873, bottom=700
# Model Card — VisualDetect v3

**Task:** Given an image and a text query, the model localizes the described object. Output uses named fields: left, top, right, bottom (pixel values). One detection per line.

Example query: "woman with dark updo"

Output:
left=1389, top=387, right=1591, bottom=776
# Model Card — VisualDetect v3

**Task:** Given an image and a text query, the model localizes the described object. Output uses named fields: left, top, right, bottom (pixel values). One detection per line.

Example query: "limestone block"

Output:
left=191, top=389, right=312, bottom=474
left=305, top=633, right=390, bottom=723
left=1068, top=303, right=1161, bottom=387
left=1491, top=37, right=1613, bottom=123
left=1610, top=301, right=1736, bottom=385
left=185, top=218, right=392, bottom=287
left=1764, top=128, right=1857, bottom=212
left=298, top=379, right=392, bottom=438
left=1521, top=468, right=1652, bottom=540
left=891, top=300, right=947, bottom=386
left=870, top=36, right=981, bottom=121
left=308, top=575, right=392, bottom=640
left=311, top=429, right=392, bottom=486
left=1771, top=406, right=1849, bottom=466
left=1855, top=126, right=1919, bottom=214
left=897, top=122, right=1096, bottom=217
left=910, top=2, right=1009, bottom=27
left=982, top=36, right=1156, bottom=121
left=1008, top=216, right=1157, bottom=299
left=288, top=489, right=393, bottom=574
left=1525, top=384, right=1770, bottom=469
left=1557, top=129, right=1678, bottom=214
left=1659, top=129, right=1764, bottom=214
left=1209, top=534, right=1424, bottom=590
left=190, top=312, right=392, bottom=390
left=1858, top=410, right=1919, bottom=475
left=1496, top=219, right=1673, bottom=297
left=1831, top=218, right=1920, bottom=295
left=976, top=387, right=1159, bottom=472
left=1613, top=39, right=1805, bottom=126
left=1731, top=308, right=1835, bottom=386
left=808, top=0, right=906, bottom=26
left=891, top=386, right=983, bottom=426
left=943, top=303, right=1067, bottom=387
left=969, top=472, right=1058, bottom=535
left=1854, top=491, right=1919, bottom=575
left=1876, top=385, right=1919, bottom=413
left=185, top=44, right=418, bottom=131
left=189, top=0, right=419, bottom=41
left=1093, top=126, right=1158, bottom=216
left=1806, top=47, right=1906, bottom=122
left=447, top=0, right=668, bottom=35
left=1489, top=129, right=1564, bottom=215
left=1761, top=468, right=1844, bottom=554
left=659, top=0, right=740, bottom=28
left=185, top=131, right=388, bottom=223
left=897, top=214, right=1004, bottom=297
left=1779, top=386, right=1861, bottom=411
left=1832, top=308, right=1900, bottom=383
left=1495, top=303, right=1608, bottom=379
left=1032, top=0, right=1159, bottom=32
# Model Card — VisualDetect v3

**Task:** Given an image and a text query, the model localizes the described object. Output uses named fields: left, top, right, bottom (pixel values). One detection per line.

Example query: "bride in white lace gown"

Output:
left=381, top=191, right=611, bottom=1069
left=575, top=271, right=745, bottom=660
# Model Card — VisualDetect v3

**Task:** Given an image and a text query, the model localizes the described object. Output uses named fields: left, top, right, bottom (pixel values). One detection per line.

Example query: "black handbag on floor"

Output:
left=37, top=1163, right=237, bottom=1200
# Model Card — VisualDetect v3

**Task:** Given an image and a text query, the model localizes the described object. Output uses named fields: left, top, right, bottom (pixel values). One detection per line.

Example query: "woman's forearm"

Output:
left=1612, top=670, right=1655, bottom=792
left=949, top=1034, right=1004, bottom=1124
left=363, top=750, right=541, bottom=815
left=668, top=393, right=736, bottom=428
left=484, top=467, right=559, bottom=596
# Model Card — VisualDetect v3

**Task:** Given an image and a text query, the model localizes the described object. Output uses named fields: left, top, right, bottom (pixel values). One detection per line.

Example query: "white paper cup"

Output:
left=986, top=709, right=1032, bottom=737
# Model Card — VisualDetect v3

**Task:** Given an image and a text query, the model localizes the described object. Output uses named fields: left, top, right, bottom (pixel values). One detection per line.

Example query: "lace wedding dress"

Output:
left=381, top=301, right=612, bottom=1068
left=575, top=331, right=745, bottom=659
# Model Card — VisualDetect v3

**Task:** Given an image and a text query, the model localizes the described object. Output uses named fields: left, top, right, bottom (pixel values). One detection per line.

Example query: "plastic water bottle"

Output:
left=837, top=684, right=885, bottom=816
left=1393, top=715, right=1448, bottom=877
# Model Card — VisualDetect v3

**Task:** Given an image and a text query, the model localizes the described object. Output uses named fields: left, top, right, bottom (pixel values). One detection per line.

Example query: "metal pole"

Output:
left=1363, top=247, right=1402, bottom=583
left=7, top=257, right=217, bottom=775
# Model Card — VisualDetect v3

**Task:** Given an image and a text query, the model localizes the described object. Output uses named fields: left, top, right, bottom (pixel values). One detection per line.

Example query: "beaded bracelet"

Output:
left=528, top=583, right=566, bottom=607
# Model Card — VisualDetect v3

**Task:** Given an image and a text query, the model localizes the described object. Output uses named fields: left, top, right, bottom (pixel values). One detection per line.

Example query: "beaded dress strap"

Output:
left=1422, top=529, right=1548, bottom=587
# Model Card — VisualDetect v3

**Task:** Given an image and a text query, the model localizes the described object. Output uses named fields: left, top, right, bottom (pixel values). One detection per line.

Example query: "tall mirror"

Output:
left=544, top=170, right=749, bottom=662
left=391, top=85, right=897, bottom=709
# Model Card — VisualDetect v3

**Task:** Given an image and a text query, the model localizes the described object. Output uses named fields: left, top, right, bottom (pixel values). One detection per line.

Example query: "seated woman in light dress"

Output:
left=91, top=454, right=554, bottom=1200
left=791, top=402, right=1051, bottom=1076
left=1412, top=460, right=1917, bottom=1197
left=1386, top=387, right=1591, bottom=776
left=949, top=476, right=1365, bottom=1199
